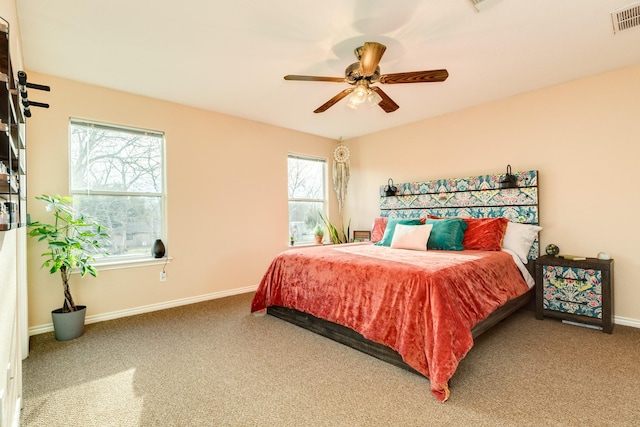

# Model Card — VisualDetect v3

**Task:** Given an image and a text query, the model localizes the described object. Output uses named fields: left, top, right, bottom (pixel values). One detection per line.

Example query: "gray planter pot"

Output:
left=51, top=305, right=87, bottom=341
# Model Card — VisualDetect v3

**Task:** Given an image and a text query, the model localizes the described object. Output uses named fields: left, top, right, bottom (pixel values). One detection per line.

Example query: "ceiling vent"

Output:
left=611, top=2, right=640, bottom=33
left=469, top=0, right=502, bottom=12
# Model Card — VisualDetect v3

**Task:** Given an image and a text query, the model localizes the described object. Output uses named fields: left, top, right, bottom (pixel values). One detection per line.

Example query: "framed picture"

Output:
left=353, top=230, right=371, bottom=242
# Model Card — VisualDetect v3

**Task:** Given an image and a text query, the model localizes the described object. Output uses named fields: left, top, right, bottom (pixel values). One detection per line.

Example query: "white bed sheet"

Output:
left=502, top=248, right=535, bottom=288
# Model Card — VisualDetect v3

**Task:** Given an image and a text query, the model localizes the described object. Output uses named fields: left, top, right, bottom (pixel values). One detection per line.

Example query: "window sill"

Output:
left=288, top=242, right=332, bottom=249
left=92, top=256, right=172, bottom=272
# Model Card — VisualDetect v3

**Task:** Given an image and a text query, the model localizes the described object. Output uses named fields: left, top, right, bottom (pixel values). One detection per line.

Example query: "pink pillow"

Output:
left=371, top=217, right=388, bottom=243
left=461, top=217, right=509, bottom=251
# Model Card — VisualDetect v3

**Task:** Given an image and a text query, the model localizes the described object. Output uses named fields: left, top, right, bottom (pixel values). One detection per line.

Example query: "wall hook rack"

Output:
left=17, top=70, right=50, bottom=117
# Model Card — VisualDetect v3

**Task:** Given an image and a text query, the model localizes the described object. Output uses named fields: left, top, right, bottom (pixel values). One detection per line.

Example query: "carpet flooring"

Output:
left=21, top=292, right=640, bottom=426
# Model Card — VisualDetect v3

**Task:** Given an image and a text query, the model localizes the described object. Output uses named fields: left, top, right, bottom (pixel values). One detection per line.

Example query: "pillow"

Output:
left=502, top=222, right=543, bottom=264
left=461, top=217, right=509, bottom=251
left=374, top=218, right=424, bottom=247
left=371, top=217, right=388, bottom=243
left=424, top=218, right=468, bottom=251
left=390, top=223, right=433, bottom=251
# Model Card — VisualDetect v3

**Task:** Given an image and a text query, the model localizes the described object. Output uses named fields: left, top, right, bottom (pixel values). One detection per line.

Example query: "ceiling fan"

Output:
left=284, top=42, right=448, bottom=113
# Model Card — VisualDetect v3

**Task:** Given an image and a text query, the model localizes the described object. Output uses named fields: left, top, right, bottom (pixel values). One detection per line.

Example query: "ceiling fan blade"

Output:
left=284, top=75, right=346, bottom=83
left=371, top=87, right=399, bottom=113
left=378, top=69, right=449, bottom=84
left=359, top=42, right=386, bottom=76
left=314, top=88, right=354, bottom=113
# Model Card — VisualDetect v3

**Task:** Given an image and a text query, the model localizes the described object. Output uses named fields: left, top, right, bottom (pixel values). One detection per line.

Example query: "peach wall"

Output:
left=25, top=72, right=339, bottom=329
left=25, top=63, right=640, bottom=329
left=345, top=63, right=640, bottom=323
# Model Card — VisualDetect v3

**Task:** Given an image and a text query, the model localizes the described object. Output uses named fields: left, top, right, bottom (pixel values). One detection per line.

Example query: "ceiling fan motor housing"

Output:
left=345, top=62, right=380, bottom=83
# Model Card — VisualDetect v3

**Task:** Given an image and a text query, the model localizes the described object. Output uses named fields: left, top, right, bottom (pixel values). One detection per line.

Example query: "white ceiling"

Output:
left=15, top=0, right=640, bottom=139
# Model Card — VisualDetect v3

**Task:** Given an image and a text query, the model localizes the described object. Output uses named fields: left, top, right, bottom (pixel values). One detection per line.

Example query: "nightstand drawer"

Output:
left=540, top=265, right=602, bottom=318
left=535, top=255, right=614, bottom=333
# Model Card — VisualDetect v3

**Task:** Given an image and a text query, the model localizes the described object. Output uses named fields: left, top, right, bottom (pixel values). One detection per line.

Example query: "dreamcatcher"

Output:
left=332, top=143, right=350, bottom=213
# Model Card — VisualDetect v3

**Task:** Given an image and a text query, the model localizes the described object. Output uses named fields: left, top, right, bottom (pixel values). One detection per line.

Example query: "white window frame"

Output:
left=68, top=118, right=168, bottom=268
left=287, top=153, right=328, bottom=245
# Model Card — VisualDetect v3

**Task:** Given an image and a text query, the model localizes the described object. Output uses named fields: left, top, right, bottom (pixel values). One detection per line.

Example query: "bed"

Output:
left=251, top=169, right=540, bottom=402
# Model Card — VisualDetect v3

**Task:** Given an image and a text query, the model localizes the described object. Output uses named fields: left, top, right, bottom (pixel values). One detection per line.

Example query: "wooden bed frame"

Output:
left=266, top=169, right=539, bottom=377
left=267, top=288, right=533, bottom=376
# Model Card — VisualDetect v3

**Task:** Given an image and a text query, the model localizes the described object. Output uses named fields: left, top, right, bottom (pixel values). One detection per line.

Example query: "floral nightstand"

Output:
left=535, top=255, right=614, bottom=333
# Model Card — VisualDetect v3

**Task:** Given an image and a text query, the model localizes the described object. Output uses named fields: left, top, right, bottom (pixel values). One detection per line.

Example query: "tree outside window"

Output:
left=288, top=155, right=327, bottom=244
left=69, top=119, right=166, bottom=260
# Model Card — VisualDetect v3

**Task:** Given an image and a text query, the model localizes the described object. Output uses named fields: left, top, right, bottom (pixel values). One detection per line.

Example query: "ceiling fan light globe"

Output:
left=367, top=89, right=382, bottom=106
left=346, top=96, right=365, bottom=109
left=354, top=85, right=367, bottom=97
left=346, top=98, right=360, bottom=109
left=347, top=90, right=367, bottom=109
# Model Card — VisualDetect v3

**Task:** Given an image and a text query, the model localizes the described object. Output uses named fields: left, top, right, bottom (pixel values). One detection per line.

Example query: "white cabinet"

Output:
left=0, top=19, right=25, bottom=427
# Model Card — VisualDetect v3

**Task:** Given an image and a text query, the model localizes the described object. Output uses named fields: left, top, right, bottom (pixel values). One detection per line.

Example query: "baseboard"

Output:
left=28, top=285, right=259, bottom=336
left=614, top=315, right=640, bottom=329
left=28, top=288, right=640, bottom=336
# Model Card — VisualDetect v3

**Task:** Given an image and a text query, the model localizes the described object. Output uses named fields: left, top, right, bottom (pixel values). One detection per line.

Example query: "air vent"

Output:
left=469, top=0, right=502, bottom=12
left=611, top=2, right=640, bottom=33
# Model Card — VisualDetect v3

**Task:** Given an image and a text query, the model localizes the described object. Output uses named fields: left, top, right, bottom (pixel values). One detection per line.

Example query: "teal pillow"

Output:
left=424, top=218, right=468, bottom=251
left=374, top=218, right=423, bottom=247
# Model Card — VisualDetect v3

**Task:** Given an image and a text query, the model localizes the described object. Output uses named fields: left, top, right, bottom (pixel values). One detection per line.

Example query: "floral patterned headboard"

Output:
left=379, top=169, right=539, bottom=258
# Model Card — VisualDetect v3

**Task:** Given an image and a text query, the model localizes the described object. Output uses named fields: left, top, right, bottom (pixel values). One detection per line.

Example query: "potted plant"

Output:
left=28, top=194, right=110, bottom=341
left=319, top=212, right=350, bottom=244
left=313, top=224, right=325, bottom=244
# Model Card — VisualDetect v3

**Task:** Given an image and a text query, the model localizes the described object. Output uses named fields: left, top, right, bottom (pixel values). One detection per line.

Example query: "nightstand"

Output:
left=535, top=255, right=614, bottom=333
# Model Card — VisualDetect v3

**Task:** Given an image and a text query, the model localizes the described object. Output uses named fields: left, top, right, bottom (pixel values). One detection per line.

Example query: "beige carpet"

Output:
left=21, top=292, right=640, bottom=426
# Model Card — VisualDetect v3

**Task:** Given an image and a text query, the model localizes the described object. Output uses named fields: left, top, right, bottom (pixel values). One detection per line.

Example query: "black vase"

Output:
left=152, top=239, right=166, bottom=258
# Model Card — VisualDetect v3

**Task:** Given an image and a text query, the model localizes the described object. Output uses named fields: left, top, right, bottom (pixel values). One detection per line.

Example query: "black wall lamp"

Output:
left=499, top=164, right=518, bottom=189
left=384, top=178, right=397, bottom=196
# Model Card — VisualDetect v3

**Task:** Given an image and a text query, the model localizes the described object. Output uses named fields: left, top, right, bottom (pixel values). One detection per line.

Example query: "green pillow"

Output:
left=424, top=218, right=468, bottom=251
left=374, top=218, right=423, bottom=247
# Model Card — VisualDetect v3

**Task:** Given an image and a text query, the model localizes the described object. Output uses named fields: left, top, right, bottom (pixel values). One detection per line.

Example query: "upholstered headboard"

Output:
left=379, top=169, right=539, bottom=259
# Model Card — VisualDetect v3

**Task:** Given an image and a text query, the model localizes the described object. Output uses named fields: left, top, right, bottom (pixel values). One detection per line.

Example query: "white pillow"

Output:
left=390, top=223, right=433, bottom=251
left=502, top=222, right=542, bottom=264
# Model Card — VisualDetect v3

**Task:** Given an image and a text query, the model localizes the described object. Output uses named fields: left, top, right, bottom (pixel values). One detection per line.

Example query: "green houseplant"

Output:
left=28, top=194, right=110, bottom=340
left=318, top=212, right=350, bottom=244
left=313, top=224, right=325, bottom=244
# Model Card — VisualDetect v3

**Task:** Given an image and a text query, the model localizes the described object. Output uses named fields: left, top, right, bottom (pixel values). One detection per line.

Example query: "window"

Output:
left=288, top=154, right=327, bottom=244
left=69, top=119, right=166, bottom=261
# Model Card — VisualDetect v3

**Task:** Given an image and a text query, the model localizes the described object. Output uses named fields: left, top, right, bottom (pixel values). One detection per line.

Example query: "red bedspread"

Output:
left=251, top=243, right=529, bottom=402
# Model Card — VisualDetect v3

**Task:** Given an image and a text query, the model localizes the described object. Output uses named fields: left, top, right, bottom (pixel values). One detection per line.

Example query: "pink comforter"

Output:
left=251, top=243, right=529, bottom=402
